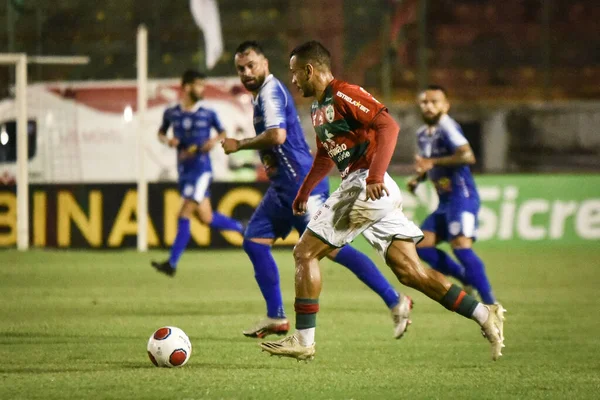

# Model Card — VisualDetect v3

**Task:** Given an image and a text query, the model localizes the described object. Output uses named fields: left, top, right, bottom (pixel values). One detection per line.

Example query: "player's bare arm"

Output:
left=366, top=111, right=400, bottom=201
left=293, top=146, right=334, bottom=215
left=221, top=128, right=286, bottom=154
left=414, top=144, right=475, bottom=173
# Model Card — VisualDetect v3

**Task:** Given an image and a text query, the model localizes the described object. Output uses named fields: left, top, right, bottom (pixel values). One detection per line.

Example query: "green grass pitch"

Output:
left=1, top=240, right=599, bottom=399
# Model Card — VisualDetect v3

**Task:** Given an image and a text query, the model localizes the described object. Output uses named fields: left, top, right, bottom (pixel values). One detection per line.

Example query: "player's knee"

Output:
left=450, top=235, right=472, bottom=249
left=293, top=241, right=316, bottom=266
left=197, top=212, right=211, bottom=225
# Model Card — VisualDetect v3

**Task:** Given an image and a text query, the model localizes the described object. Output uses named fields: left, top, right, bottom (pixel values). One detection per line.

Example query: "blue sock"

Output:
left=453, top=248, right=496, bottom=304
left=333, top=246, right=400, bottom=309
left=417, top=247, right=466, bottom=284
left=243, top=239, right=285, bottom=319
left=169, top=218, right=191, bottom=267
left=210, top=212, right=243, bottom=232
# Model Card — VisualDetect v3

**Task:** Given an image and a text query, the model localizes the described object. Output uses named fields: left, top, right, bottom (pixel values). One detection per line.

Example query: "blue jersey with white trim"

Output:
left=416, top=114, right=478, bottom=203
left=160, top=103, right=224, bottom=180
left=252, top=74, right=329, bottom=195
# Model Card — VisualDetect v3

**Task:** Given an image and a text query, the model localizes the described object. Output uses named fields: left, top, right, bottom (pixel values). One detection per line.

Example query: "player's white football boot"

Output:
left=391, top=294, right=413, bottom=339
left=480, top=303, right=507, bottom=361
left=242, top=317, right=289, bottom=338
left=260, top=334, right=315, bottom=361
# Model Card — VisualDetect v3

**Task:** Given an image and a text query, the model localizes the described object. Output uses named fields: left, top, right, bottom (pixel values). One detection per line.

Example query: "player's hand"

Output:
left=366, top=182, right=389, bottom=201
left=292, top=196, right=308, bottom=216
left=414, top=155, right=434, bottom=174
left=407, top=179, right=419, bottom=195
left=167, top=138, right=180, bottom=148
left=221, top=138, right=240, bottom=154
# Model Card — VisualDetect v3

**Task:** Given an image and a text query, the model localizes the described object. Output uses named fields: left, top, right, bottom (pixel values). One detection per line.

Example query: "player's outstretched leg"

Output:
left=209, top=212, right=244, bottom=233
left=242, top=239, right=289, bottom=338
left=328, top=245, right=411, bottom=339
left=452, top=247, right=496, bottom=304
left=151, top=216, right=191, bottom=277
left=197, top=198, right=244, bottom=233
left=260, top=231, right=331, bottom=361
left=386, top=239, right=506, bottom=361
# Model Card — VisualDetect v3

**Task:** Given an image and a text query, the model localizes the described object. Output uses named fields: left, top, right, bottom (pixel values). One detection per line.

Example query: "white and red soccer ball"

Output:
left=147, top=326, right=192, bottom=367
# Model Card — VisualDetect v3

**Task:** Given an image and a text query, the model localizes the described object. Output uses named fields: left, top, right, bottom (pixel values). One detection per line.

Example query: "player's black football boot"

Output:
left=151, top=260, right=176, bottom=277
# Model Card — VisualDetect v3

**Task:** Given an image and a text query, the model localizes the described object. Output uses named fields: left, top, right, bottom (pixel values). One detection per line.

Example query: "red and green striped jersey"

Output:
left=310, top=79, right=386, bottom=179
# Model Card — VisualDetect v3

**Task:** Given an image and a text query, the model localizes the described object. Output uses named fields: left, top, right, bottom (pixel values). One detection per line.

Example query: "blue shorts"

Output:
left=421, top=199, right=479, bottom=242
left=179, top=172, right=212, bottom=203
left=244, top=186, right=329, bottom=240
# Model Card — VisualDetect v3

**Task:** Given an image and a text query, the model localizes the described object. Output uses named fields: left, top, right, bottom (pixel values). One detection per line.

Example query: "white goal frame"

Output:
left=0, top=53, right=89, bottom=250
left=137, top=25, right=148, bottom=252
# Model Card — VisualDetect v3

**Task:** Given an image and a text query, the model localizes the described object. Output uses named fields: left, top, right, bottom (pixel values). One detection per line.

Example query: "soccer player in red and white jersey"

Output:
left=259, top=41, right=506, bottom=362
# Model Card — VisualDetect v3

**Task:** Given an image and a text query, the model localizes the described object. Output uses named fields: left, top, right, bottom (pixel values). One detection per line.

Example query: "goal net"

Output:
left=0, top=54, right=89, bottom=250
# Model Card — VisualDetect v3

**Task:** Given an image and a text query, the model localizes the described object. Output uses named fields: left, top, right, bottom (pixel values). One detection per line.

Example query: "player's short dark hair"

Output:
left=235, top=41, right=264, bottom=56
left=424, top=84, right=448, bottom=97
left=181, top=69, right=206, bottom=86
left=289, top=40, right=331, bottom=69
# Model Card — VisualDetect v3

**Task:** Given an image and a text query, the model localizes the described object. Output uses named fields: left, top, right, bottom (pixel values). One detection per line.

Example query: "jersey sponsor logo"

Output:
left=325, top=104, right=335, bottom=123
left=195, top=120, right=208, bottom=128
left=433, top=177, right=452, bottom=193
left=260, top=152, right=279, bottom=177
left=323, top=142, right=349, bottom=162
left=183, top=118, right=193, bottom=130
left=336, top=91, right=370, bottom=114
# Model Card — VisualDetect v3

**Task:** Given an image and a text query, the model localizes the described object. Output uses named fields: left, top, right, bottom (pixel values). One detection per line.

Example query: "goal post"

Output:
left=137, top=24, right=149, bottom=252
left=0, top=54, right=27, bottom=251
left=0, top=53, right=89, bottom=251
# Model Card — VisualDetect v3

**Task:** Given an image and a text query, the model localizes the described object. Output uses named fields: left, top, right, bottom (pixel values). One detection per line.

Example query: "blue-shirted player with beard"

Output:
left=409, top=85, right=496, bottom=304
left=152, top=70, right=244, bottom=277
left=222, top=41, right=411, bottom=339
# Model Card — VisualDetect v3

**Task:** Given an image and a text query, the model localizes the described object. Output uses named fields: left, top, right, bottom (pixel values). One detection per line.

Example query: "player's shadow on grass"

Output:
left=183, top=362, right=296, bottom=370
left=0, top=362, right=149, bottom=374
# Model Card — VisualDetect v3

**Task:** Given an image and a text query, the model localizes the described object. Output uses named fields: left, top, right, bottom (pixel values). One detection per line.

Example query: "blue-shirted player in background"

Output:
left=409, top=85, right=496, bottom=304
left=223, top=41, right=411, bottom=339
left=152, top=70, right=243, bottom=276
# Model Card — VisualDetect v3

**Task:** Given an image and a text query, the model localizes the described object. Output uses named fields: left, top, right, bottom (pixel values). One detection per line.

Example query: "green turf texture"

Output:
left=1, top=241, right=599, bottom=399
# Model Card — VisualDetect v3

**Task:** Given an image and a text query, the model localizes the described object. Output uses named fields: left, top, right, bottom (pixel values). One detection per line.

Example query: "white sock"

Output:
left=471, top=303, right=489, bottom=325
left=296, top=328, right=315, bottom=346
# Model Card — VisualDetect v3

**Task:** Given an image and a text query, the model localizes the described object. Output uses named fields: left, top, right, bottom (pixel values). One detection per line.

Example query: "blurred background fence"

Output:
left=2, top=0, right=598, bottom=175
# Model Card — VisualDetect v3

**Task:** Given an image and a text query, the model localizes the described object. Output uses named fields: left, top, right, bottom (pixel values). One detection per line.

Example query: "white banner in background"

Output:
left=190, top=0, right=224, bottom=70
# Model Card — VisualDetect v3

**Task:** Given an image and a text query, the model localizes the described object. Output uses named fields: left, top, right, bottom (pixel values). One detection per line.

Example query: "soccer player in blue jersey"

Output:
left=151, top=70, right=244, bottom=277
left=409, top=85, right=496, bottom=304
left=222, top=41, right=411, bottom=339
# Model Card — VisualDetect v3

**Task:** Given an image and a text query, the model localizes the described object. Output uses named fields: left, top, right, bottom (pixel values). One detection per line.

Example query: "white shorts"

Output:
left=307, top=169, right=423, bottom=259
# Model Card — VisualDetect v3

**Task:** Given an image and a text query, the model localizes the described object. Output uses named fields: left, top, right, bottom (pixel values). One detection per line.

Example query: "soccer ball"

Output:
left=147, top=326, right=192, bottom=367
